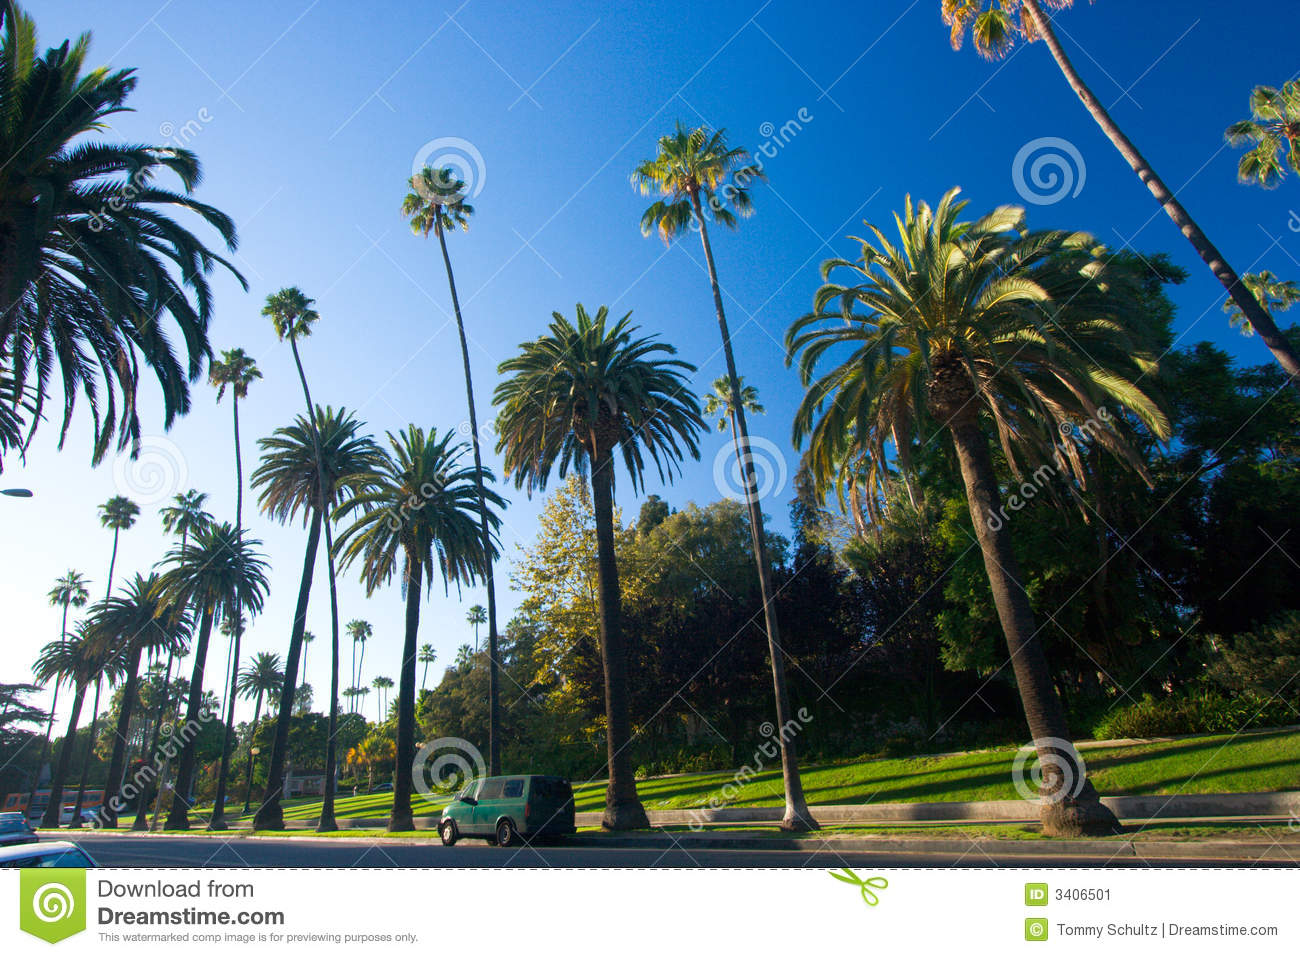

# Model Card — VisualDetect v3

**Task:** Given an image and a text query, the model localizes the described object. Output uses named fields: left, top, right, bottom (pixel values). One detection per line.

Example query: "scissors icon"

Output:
left=829, top=868, right=889, bottom=906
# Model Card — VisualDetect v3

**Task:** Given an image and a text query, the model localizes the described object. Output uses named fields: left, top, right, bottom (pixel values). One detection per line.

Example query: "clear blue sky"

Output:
left=5, top=0, right=1298, bottom=727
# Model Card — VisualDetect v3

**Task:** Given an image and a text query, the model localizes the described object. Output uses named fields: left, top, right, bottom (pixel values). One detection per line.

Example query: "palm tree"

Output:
left=465, top=604, right=487, bottom=654
left=347, top=732, right=395, bottom=792
left=237, top=652, right=283, bottom=814
left=71, top=495, right=140, bottom=825
left=703, top=375, right=764, bottom=434
left=209, top=611, right=248, bottom=829
left=334, top=426, right=504, bottom=831
left=347, top=619, right=372, bottom=689
left=300, top=631, right=315, bottom=695
left=28, top=571, right=90, bottom=813
left=1223, top=271, right=1300, bottom=336
left=0, top=4, right=245, bottom=463
left=91, top=574, right=191, bottom=827
left=157, top=521, right=270, bottom=829
left=372, top=676, right=394, bottom=721
left=940, top=0, right=1300, bottom=389
left=786, top=188, right=1171, bottom=836
left=138, top=490, right=211, bottom=830
left=418, top=644, right=437, bottom=690
left=33, top=624, right=123, bottom=827
left=342, top=687, right=362, bottom=713
left=403, top=167, right=504, bottom=775
left=633, top=124, right=815, bottom=830
left=1226, top=80, right=1300, bottom=188
left=494, top=305, right=703, bottom=830
left=251, top=404, right=382, bottom=831
left=209, top=348, right=262, bottom=819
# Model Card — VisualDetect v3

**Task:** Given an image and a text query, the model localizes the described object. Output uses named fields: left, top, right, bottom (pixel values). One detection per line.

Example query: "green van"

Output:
left=438, top=775, right=575, bottom=847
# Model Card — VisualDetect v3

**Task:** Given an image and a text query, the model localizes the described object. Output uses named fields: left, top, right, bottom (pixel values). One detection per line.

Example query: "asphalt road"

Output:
left=56, top=833, right=1260, bottom=868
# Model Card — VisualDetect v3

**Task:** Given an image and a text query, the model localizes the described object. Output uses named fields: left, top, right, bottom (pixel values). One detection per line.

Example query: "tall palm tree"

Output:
left=251, top=404, right=382, bottom=831
left=373, top=676, right=394, bottom=721
left=703, top=375, right=764, bottom=434
left=403, top=167, right=504, bottom=775
left=786, top=188, right=1171, bottom=836
left=494, top=305, right=703, bottom=830
left=465, top=604, right=486, bottom=654
left=418, top=644, right=436, bottom=690
left=209, top=348, right=262, bottom=816
left=633, top=124, right=815, bottom=830
left=92, top=574, right=191, bottom=827
left=334, top=426, right=503, bottom=832
left=34, top=624, right=123, bottom=827
left=157, top=521, right=269, bottom=829
left=940, top=0, right=1300, bottom=389
left=71, top=494, right=140, bottom=825
left=208, top=611, right=248, bottom=829
left=28, top=571, right=90, bottom=813
left=300, top=631, right=315, bottom=696
left=237, top=652, right=283, bottom=814
left=0, top=4, right=245, bottom=463
left=348, top=619, right=372, bottom=689
left=138, top=490, right=211, bottom=830
left=1226, top=80, right=1300, bottom=188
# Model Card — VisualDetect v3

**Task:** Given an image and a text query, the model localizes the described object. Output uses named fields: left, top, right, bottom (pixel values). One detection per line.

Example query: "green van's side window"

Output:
left=504, top=779, right=524, bottom=798
left=479, top=780, right=505, bottom=801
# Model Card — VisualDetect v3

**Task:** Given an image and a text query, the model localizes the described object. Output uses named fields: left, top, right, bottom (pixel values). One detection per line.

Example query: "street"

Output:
left=59, top=832, right=1264, bottom=868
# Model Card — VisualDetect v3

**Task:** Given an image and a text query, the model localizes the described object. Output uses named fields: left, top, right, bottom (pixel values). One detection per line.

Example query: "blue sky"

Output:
left=5, top=0, right=1299, bottom=727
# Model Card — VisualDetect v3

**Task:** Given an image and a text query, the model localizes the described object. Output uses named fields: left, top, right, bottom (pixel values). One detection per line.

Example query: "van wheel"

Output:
left=439, top=820, right=458, bottom=846
left=495, top=819, right=518, bottom=847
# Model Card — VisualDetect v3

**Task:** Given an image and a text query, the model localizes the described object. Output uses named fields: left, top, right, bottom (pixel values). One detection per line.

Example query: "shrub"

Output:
left=1093, top=687, right=1295, bottom=739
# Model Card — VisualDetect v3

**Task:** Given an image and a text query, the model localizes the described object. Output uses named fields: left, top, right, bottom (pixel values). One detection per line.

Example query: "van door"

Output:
left=472, top=779, right=505, bottom=834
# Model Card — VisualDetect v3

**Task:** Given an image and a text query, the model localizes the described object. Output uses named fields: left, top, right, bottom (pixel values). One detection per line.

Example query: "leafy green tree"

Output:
left=334, top=426, right=503, bottom=831
left=157, top=521, right=269, bottom=829
left=0, top=4, right=245, bottom=462
left=940, top=0, right=1300, bottom=388
left=634, top=124, right=815, bottom=829
left=1226, top=80, right=1300, bottom=188
left=787, top=189, right=1170, bottom=836
left=495, top=305, right=702, bottom=829
left=403, top=166, right=504, bottom=775
left=251, top=404, right=381, bottom=831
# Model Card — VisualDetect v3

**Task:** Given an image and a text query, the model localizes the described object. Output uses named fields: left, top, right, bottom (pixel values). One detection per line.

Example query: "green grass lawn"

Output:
left=192, top=728, right=1299, bottom=824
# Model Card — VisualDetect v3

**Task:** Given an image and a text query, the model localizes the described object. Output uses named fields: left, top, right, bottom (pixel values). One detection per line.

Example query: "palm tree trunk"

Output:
left=254, top=507, right=323, bottom=831
left=589, top=444, right=649, bottom=830
left=100, top=643, right=144, bottom=828
left=1020, top=0, right=1300, bottom=389
left=40, top=683, right=86, bottom=828
left=68, top=676, right=103, bottom=828
left=167, top=605, right=215, bottom=830
left=132, top=649, right=173, bottom=830
left=435, top=217, right=502, bottom=775
left=692, top=195, right=815, bottom=830
left=27, top=677, right=59, bottom=818
left=241, top=691, right=264, bottom=815
left=389, top=560, right=421, bottom=832
left=319, top=518, right=342, bottom=831
left=946, top=413, right=1119, bottom=837
left=350, top=638, right=357, bottom=693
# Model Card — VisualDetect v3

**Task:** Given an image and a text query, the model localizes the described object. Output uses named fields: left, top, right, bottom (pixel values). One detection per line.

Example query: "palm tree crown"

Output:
left=1226, top=80, right=1300, bottom=188
left=402, top=166, right=474, bottom=235
left=632, top=121, right=765, bottom=239
left=262, top=287, right=319, bottom=342
left=0, top=5, right=245, bottom=463
left=160, top=490, right=212, bottom=543
left=98, top=495, right=139, bottom=532
left=238, top=653, right=284, bottom=702
left=703, top=375, right=764, bottom=433
left=494, top=304, right=704, bottom=494
left=209, top=348, right=262, bottom=401
left=48, top=570, right=91, bottom=615
left=157, top=521, right=271, bottom=627
left=252, top=406, right=384, bottom=523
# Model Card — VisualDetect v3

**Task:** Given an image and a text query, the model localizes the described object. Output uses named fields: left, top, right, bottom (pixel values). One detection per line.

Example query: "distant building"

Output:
left=283, top=769, right=331, bottom=798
